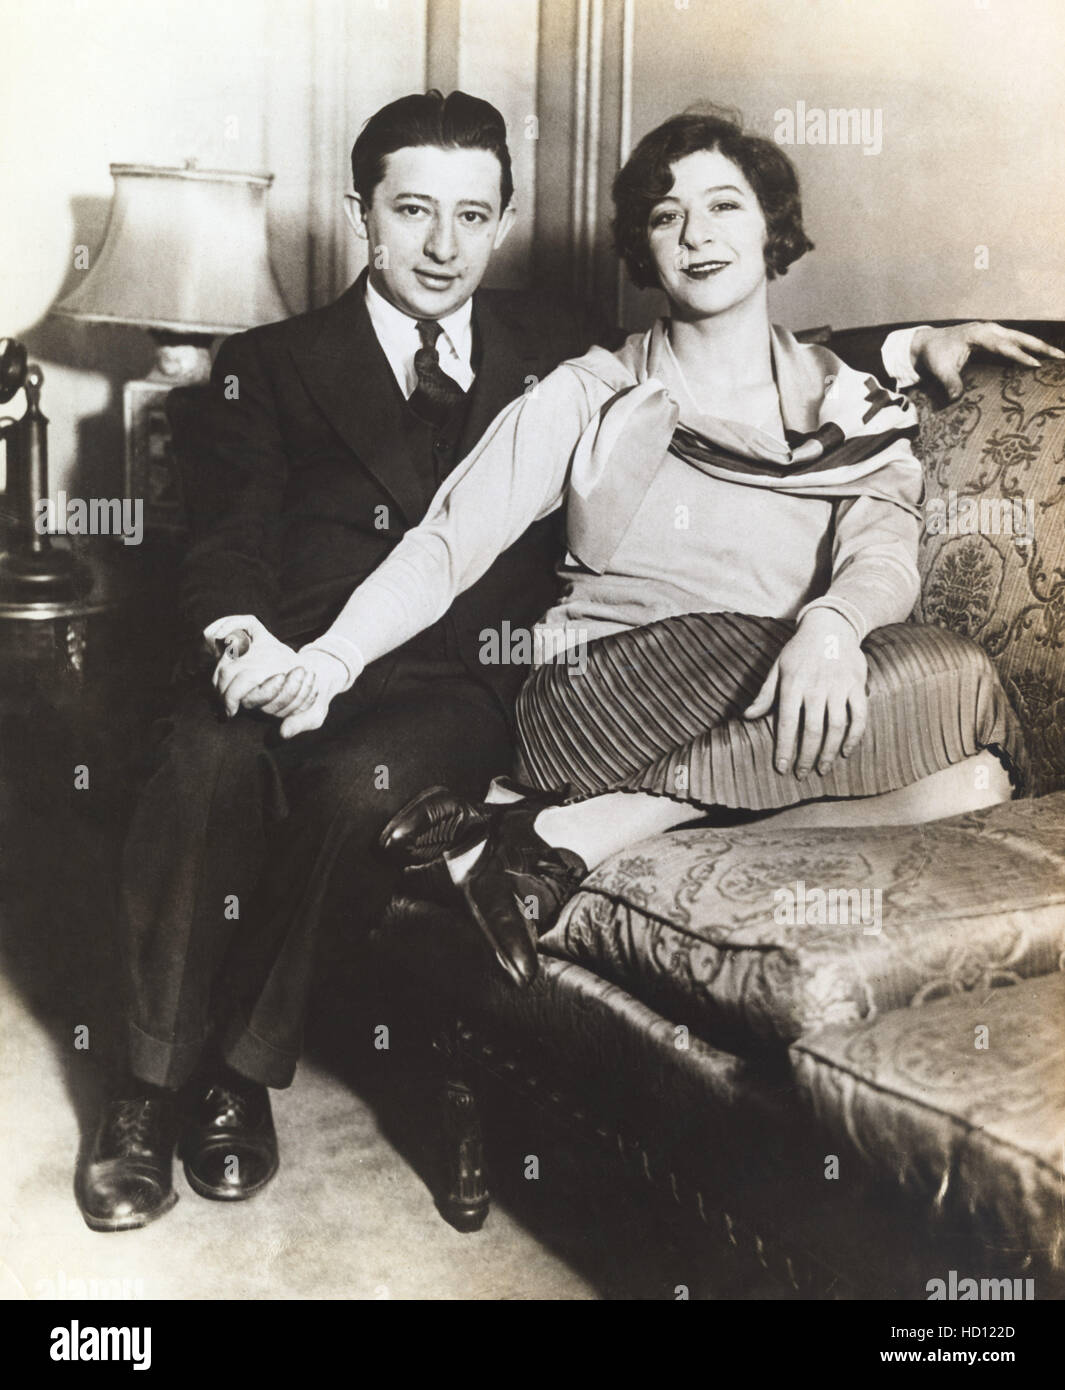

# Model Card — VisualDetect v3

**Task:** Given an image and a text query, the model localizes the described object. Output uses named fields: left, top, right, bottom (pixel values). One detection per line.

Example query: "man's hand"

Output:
left=743, top=609, right=868, bottom=778
left=913, top=323, right=1064, bottom=400
left=241, top=646, right=350, bottom=739
left=205, top=615, right=300, bottom=718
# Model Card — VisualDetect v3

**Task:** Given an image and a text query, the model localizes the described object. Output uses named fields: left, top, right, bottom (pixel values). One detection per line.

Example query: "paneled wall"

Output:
left=531, top=0, right=1064, bottom=335
left=4, top=0, right=427, bottom=498
left=614, top=0, right=1065, bottom=334
left=5, top=0, right=1062, bottom=498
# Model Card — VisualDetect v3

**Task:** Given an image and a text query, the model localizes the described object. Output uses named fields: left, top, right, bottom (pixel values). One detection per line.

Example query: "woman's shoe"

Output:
left=379, top=786, right=493, bottom=867
left=380, top=779, right=574, bottom=869
left=454, top=804, right=588, bottom=988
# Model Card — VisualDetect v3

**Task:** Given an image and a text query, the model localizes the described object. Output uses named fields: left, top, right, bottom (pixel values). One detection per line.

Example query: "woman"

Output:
left=233, top=109, right=1025, bottom=985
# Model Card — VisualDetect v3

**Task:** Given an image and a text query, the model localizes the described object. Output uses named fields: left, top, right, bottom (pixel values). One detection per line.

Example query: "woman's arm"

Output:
left=261, top=363, right=605, bottom=735
left=745, top=488, right=921, bottom=779
left=797, top=494, right=922, bottom=641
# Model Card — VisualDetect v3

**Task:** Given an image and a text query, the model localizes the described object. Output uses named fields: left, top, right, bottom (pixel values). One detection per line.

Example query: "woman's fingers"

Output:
left=258, top=667, right=311, bottom=717
left=273, top=668, right=319, bottom=718
left=817, top=694, right=850, bottom=775
left=280, top=699, right=327, bottom=740
left=841, top=686, right=868, bottom=757
left=743, top=661, right=779, bottom=720
left=774, top=682, right=803, bottom=774
left=744, top=644, right=870, bottom=776
left=221, top=666, right=285, bottom=717
left=794, top=694, right=827, bottom=779
left=997, top=345, right=1044, bottom=368
left=988, top=326, right=1064, bottom=361
left=239, top=673, right=287, bottom=710
left=291, top=677, right=320, bottom=715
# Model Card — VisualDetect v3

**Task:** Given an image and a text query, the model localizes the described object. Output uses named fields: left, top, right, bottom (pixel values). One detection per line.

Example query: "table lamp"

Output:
left=52, top=162, right=289, bottom=530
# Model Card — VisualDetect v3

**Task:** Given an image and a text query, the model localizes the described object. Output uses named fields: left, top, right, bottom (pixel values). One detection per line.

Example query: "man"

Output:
left=76, top=88, right=1061, bottom=1232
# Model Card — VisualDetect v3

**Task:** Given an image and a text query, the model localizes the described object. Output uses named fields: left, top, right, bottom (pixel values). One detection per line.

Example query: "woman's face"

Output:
left=647, top=148, right=769, bottom=320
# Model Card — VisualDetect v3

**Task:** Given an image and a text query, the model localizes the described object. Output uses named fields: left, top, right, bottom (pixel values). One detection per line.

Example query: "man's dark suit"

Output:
left=122, top=273, right=595, bottom=1090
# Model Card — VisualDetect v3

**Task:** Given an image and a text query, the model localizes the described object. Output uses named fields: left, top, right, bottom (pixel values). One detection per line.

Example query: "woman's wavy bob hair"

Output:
left=612, top=106, right=814, bottom=290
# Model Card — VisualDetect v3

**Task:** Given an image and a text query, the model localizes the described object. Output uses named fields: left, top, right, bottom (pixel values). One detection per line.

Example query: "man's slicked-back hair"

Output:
left=612, top=104, right=814, bottom=289
left=351, top=89, right=514, bottom=210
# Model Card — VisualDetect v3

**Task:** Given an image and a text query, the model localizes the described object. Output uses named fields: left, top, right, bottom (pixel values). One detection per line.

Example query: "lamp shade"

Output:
left=52, top=163, right=290, bottom=335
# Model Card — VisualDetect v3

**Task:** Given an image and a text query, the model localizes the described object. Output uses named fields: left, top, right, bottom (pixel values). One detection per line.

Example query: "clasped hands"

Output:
left=205, top=616, right=347, bottom=739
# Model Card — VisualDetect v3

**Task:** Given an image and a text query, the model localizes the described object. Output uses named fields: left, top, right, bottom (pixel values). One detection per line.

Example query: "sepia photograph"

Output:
left=1, top=0, right=1063, bottom=1341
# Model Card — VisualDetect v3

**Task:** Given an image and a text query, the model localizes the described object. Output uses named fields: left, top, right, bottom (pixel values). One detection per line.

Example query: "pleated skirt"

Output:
left=514, top=613, right=1028, bottom=810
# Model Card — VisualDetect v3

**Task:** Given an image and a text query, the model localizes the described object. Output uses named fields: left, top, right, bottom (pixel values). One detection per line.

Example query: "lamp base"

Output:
left=146, top=331, right=214, bottom=386
left=0, top=545, right=94, bottom=603
left=123, top=330, right=213, bottom=534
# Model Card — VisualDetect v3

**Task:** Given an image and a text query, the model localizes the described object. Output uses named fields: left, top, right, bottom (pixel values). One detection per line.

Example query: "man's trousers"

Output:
left=120, top=652, right=513, bottom=1090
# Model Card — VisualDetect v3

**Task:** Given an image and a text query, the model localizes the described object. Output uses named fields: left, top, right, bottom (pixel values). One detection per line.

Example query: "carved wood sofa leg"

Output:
left=434, top=1019, right=490, bottom=1232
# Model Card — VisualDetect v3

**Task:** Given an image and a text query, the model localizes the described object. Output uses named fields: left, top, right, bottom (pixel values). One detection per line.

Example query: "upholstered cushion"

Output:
left=910, top=353, right=1065, bottom=793
left=540, top=792, right=1065, bottom=1051
left=790, top=971, right=1065, bottom=1270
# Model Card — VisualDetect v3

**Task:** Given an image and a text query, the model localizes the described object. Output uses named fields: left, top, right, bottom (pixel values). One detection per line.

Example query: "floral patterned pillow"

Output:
left=912, top=355, right=1065, bottom=793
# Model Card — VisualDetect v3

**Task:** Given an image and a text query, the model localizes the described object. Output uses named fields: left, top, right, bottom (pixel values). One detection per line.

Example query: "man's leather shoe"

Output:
left=457, top=804, right=588, bottom=989
left=76, top=1090, right=179, bottom=1232
left=182, top=1074, right=279, bottom=1201
left=379, top=785, right=492, bottom=867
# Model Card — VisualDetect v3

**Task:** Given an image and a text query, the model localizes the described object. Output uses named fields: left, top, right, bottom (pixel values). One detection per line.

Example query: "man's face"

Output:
left=347, top=145, right=515, bottom=319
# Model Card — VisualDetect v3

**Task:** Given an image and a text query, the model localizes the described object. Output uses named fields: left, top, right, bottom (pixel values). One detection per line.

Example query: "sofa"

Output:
left=373, top=322, right=1065, bottom=1299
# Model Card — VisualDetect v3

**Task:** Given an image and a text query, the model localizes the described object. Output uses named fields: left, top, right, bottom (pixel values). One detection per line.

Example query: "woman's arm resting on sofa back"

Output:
left=886, top=323, right=1063, bottom=396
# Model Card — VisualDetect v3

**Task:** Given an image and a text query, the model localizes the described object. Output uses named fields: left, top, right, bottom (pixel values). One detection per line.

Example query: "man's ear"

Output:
left=343, top=193, right=370, bottom=241
left=492, top=201, right=517, bottom=250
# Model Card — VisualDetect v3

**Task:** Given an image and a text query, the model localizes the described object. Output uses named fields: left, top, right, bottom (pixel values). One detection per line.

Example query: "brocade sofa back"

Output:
left=825, top=321, right=1065, bottom=795
left=908, top=352, right=1065, bottom=794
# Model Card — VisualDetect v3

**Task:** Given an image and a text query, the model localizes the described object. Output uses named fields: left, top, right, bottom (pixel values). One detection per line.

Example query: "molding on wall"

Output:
left=426, top=0, right=461, bottom=93
left=453, top=0, right=540, bottom=287
left=537, top=0, right=634, bottom=327
left=570, top=0, right=604, bottom=299
left=615, top=0, right=635, bottom=326
left=300, top=0, right=431, bottom=307
left=295, top=0, right=643, bottom=315
left=307, top=0, right=352, bottom=308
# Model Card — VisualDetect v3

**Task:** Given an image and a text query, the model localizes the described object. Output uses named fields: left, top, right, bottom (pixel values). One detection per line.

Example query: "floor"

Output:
left=0, top=974, right=607, bottom=1301
left=0, top=683, right=709, bottom=1302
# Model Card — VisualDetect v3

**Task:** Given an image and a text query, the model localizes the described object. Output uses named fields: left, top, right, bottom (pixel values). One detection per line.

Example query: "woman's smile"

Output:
left=680, top=257, right=731, bottom=279
left=649, top=149, right=769, bottom=317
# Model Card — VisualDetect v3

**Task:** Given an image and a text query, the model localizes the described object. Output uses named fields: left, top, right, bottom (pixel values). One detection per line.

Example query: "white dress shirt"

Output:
left=364, top=278, right=475, bottom=397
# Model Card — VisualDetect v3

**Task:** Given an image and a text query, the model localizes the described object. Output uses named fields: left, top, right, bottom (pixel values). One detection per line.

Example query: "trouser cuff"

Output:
left=128, top=1020, right=208, bottom=1091
left=220, top=1015, right=300, bottom=1089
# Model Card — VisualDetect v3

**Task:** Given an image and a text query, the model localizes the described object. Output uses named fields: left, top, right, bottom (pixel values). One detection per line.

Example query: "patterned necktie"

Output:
left=410, top=318, right=466, bottom=425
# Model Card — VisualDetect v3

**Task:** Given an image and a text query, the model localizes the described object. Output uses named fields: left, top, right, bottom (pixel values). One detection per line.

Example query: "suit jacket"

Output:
left=175, top=272, right=599, bottom=708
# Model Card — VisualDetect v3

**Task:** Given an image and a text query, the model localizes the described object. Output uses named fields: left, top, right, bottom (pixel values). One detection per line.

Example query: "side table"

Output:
left=0, top=584, right=118, bottom=692
left=0, top=546, right=127, bottom=822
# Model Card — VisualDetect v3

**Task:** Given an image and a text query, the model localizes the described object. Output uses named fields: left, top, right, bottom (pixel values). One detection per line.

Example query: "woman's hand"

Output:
left=240, top=665, right=320, bottom=721
left=913, top=323, right=1064, bottom=400
left=205, top=615, right=300, bottom=718
left=241, top=647, right=350, bottom=739
left=743, top=609, right=868, bottom=777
